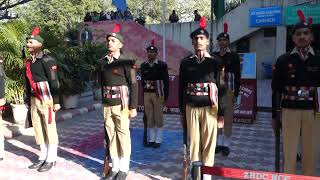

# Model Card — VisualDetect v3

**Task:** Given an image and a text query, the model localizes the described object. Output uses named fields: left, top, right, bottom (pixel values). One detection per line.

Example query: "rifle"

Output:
left=21, top=46, right=33, bottom=128
left=142, top=110, right=148, bottom=146
left=102, top=127, right=110, bottom=177
left=274, top=92, right=281, bottom=172
left=181, top=112, right=188, bottom=180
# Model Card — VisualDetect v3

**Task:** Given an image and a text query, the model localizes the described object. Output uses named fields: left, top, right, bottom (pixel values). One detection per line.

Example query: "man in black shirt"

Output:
left=98, top=23, right=138, bottom=180
left=213, top=23, right=241, bottom=157
left=25, top=27, right=61, bottom=172
left=169, top=10, right=179, bottom=23
left=194, top=10, right=201, bottom=21
left=179, top=17, right=225, bottom=180
left=272, top=11, right=320, bottom=176
left=140, top=40, right=169, bottom=148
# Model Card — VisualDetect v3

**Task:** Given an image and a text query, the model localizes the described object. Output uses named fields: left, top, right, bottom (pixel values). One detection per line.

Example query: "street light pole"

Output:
left=162, top=0, right=166, bottom=62
left=210, top=0, right=215, bottom=54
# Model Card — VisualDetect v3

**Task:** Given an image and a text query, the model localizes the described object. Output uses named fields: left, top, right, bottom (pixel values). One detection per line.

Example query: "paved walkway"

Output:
left=1, top=94, right=320, bottom=179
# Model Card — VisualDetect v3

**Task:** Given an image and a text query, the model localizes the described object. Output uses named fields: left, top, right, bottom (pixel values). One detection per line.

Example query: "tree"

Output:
left=126, top=0, right=211, bottom=23
left=0, top=0, right=33, bottom=20
left=16, top=0, right=104, bottom=49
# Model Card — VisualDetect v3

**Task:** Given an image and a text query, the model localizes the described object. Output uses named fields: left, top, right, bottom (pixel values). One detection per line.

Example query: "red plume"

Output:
left=113, top=23, right=121, bottom=33
left=297, top=10, right=306, bottom=22
left=32, top=27, right=40, bottom=36
left=199, top=16, right=207, bottom=29
left=308, top=17, right=313, bottom=26
left=224, top=22, right=228, bottom=33
left=151, top=38, right=155, bottom=46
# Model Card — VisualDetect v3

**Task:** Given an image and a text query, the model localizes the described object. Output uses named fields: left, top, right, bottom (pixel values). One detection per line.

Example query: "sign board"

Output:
left=240, top=53, right=257, bottom=79
left=249, top=6, right=282, bottom=27
left=233, top=79, right=257, bottom=124
left=234, top=53, right=257, bottom=123
left=285, top=5, right=320, bottom=25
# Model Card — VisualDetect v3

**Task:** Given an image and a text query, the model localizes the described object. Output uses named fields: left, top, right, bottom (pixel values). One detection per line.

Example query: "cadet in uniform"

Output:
left=98, top=23, right=138, bottom=180
left=272, top=11, right=320, bottom=175
left=140, top=39, right=169, bottom=148
left=214, top=23, right=240, bottom=156
left=25, top=27, right=61, bottom=172
left=0, top=56, right=5, bottom=161
left=179, top=17, right=226, bottom=180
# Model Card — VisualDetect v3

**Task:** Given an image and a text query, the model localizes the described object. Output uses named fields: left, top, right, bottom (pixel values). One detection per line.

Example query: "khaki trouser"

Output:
left=186, top=105, right=218, bottom=166
left=31, top=97, right=58, bottom=145
left=222, top=93, right=234, bottom=137
left=282, top=108, right=317, bottom=176
left=103, top=105, right=131, bottom=158
left=144, top=92, right=164, bottom=128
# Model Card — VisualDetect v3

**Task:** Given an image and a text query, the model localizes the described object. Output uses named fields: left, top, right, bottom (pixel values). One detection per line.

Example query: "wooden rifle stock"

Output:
left=102, top=127, right=110, bottom=177
left=274, top=92, right=281, bottom=172
left=181, top=112, right=188, bottom=180
left=143, top=111, right=148, bottom=146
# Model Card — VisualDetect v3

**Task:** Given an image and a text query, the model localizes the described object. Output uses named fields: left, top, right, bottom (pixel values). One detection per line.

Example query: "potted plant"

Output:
left=5, top=79, right=28, bottom=124
left=53, top=45, right=86, bottom=109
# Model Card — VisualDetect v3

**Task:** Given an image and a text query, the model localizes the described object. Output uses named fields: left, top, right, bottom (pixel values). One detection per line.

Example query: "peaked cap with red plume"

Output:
left=217, top=22, right=230, bottom=41
left=27, top=27, right=44, bottom=44
left=106, top=23, right=124, bottom=43
left=190, top=16, right=209, bottom=39
left=146, top=38, right=157, bottom=52
left=292, top=10, right=313, bottom=33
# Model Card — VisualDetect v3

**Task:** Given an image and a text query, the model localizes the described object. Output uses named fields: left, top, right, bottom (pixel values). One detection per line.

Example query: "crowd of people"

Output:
left=84, top=8, right=202, bottom=25
left=83, top=8, right=146, bottom=26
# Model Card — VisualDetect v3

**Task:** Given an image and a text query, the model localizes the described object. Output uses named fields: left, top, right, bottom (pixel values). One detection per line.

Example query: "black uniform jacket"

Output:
left=97, top=54, right=138, bottom=109
left=25, top=51, right=60, bottom=105
left=213, top=50, right=241, bottom=97
left=179, top=54, right=226, bottom=116
left=272, top=47, right=320, bottom=118
left=140, top=60, right=169, bottom=101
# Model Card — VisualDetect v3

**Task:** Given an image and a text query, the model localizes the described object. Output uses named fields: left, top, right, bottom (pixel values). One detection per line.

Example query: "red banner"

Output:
left=202, top=166, right=320, bottom=180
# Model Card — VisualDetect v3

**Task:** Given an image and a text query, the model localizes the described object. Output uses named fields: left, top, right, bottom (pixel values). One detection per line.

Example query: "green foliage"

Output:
left=52, top=41, right=106, bottom=95
left=126, top=0, right=211, bottom=23
left=0, top=20, right=29, bottom=104
left=226, top=0, right=247, bottom=13
left=17, top=0, right=104, bottom=49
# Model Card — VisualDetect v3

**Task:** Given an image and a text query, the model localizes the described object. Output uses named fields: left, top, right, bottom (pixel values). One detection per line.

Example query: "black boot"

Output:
left=215, top=145, right=223, bottom=154
left=37, top=161, right=56, bottom=172
left=28, top=160, right=45, bottom=169
left=115, top=171, right=128, bottom=180
left=144, top=142, right=155, bottom=148
left=153, top=143, right=161, bottom=148
left=222, top=146, right=230, bottom=156
left=103, top=171, right=118, bottom=180
left=0, top=157, right=3, bottom=161
left=297, top=153, right=302, bottom=162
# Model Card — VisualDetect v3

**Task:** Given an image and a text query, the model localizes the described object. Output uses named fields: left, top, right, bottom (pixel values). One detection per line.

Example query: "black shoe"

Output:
left=0, top=158, right=3, bottom=161
left=222, top=146, right=230, bottom=156
left=144, top=142, right=155, bottom=148
left=115, top=171, right=128, bottom=180
left=28, top=160, right=45, bottom=169
left=103, top=171, right=118, bottom=180
left=37, top=161, right=56, bottom=172
left=153, top=143, right=161, bottom=148
left=215, top=145, right=223, bottom=154
left=297, top=153, right=302, bottom=162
